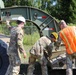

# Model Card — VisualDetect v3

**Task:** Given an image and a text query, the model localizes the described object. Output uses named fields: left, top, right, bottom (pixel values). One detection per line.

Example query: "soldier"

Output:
left=6, top=16, right=27, bottom=75
left=58, top=20, right=76, bottom=75
left=27, top=32, right=58, bottom=75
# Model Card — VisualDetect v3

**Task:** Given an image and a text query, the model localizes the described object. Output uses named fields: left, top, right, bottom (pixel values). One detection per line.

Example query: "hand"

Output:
left=6, top=20, right=10, bottom=25
left=55, top=47, right=59, bottom=51
left=23, top=52, right=27, bottom=58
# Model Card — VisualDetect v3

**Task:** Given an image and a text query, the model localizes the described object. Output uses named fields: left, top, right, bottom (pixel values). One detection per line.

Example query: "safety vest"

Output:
left=60, top=26, right=76, bottom=54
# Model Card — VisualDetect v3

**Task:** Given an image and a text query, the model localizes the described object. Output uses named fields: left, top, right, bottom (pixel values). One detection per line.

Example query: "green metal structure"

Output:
left=0, top=6, right=60, bottom=37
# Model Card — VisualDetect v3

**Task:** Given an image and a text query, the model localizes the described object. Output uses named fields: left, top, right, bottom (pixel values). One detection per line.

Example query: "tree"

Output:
left=69, top=0, right=76, bottom=23
left=47, top=0, right=76, bottom=23
left=3, top=0, right=13, bottom=7
left=46, top=0, right=57, bottom=14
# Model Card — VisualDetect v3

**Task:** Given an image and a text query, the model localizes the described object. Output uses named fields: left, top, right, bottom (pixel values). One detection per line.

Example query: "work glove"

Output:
left=54, top=41, right=61, bottom=47
left=54, top=41, right=61, bottom=51
left=55, top=46, right=59, bottom=51
left=6, top=20, right=10, bottom=25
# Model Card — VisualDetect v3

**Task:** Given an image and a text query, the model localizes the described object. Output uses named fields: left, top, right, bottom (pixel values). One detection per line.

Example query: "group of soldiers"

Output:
left=6, top=16, right=76, bottom=75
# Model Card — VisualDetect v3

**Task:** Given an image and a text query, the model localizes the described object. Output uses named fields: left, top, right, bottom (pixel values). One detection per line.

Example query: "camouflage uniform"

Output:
left=66, top=53, right=76, bottom=75
left=27, top=36, right=53, bottom=75
left=7, top=27, right=25, bottom=75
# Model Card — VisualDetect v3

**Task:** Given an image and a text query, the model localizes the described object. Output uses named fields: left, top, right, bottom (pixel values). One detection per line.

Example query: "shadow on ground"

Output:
left=20, top=62, right=76, bottom=75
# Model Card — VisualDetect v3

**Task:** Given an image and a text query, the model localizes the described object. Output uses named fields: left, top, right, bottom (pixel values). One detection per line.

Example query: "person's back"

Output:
left=8, top=27, right=17, bottom=54
left=60, top=26, right=76, bottom=54
left=59, top=20, right=76, bottom=75
left=8, top=26, right=24, bottom=53
left=39, top=36, right=52, bottom=46
left=30, top=36, right=52, bottom=56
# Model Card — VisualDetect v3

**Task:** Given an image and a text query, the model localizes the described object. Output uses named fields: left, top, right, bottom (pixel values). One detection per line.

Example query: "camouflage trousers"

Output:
left=7, top=54, right=21, bottom=75
left=27, top=54, right=48, bottom=75
left=66, top=53, right=76, bottom=75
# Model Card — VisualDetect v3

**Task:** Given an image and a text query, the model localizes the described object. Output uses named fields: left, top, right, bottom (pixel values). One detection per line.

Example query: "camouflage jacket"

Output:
left=30, top=36, right=53, bottom=57
left=8, top=26, right=25, bottom=56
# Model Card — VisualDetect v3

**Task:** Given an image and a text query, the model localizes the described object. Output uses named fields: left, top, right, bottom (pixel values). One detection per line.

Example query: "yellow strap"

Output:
left=61, top=30, right=73, bottom=54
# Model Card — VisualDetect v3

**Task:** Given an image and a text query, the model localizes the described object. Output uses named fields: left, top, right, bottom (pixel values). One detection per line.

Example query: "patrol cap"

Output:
left=51, top=32, right=58, bottom=40
left=17, top=16, right=26, bottom=23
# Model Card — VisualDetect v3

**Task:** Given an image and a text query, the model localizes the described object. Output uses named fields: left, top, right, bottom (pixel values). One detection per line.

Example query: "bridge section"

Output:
left=0, top=6, right=60, bottom=37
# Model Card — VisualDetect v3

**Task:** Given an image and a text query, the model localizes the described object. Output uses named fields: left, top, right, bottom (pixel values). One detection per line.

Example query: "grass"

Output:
left=21, top=32, right=40, bottom=63
left=21, top=45, right=32, bottom=64
left=23, top=31, right=40, bottom=45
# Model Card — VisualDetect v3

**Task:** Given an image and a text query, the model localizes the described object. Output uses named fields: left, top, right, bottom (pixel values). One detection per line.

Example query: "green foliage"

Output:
left=47, top=0, right=76, bottom=24
left=68, top=0, right=76, bottom=24
left=3, top=0, right=33, bottom=7
left=23, top=32, right=40, bottom=45
left=0, top=23, right=10, bottom=35
left=0, top=21, right=17, bottom=35
left=67, top=23, right=76, bottom=26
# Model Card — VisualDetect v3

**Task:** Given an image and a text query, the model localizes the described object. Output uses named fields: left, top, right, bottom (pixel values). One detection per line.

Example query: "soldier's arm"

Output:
left=54, top=33, right=62, bottom=50
left=6, top=20, right=12, bottom=30
left=45, top=43, right=53, bottom=57
left=17, top=32, right=27, bottom=58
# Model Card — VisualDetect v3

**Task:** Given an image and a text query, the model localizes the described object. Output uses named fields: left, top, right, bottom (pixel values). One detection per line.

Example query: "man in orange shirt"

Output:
left=59, top=20, right=76, bottom=75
